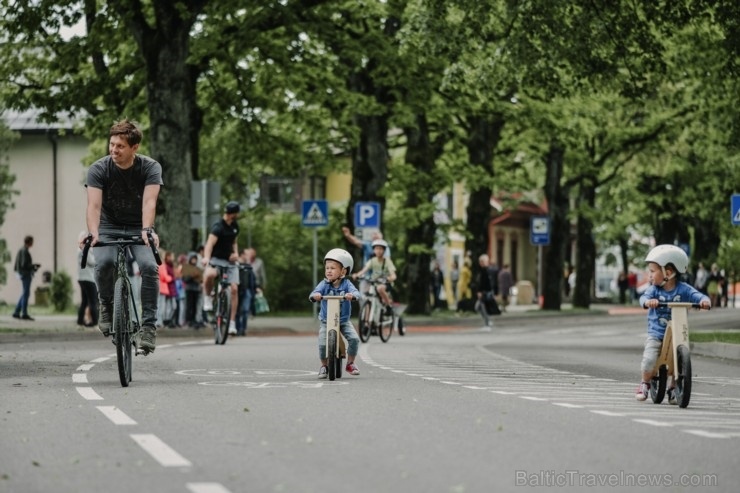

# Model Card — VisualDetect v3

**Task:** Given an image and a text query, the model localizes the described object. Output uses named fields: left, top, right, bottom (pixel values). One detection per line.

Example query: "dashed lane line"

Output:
left=97, top=406, right=137, bottom=425
left=130, top=433, right=192, bottom=467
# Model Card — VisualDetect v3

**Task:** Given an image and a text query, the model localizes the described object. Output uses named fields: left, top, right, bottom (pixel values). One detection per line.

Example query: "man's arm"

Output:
left=86, top=187, right=103, bottom=246
left=202, top=233, right=218, bottom=266
left=341, top=226, right=362, bottom=248
left=141, top=184, right=160, bottom=246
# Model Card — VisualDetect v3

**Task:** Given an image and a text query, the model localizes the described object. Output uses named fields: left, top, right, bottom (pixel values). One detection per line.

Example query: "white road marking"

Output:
left=553, top=402, right=583, bottom=408
left=683, top=430, right=740, bottom=439
left=91, top=357, right=110, bottom=363
left=76, top=387, right=103, bottom=401
left=186, top=483, right=233, bottom=493
left=76, top=364, right=94, bottom=371
left=72, top=373, right=88, bottom=384
left=590, top=410, right=626, bottom=417
left=519, top=396, right=548, bottom=401
left=633, top=419, right=673, bottom=427
left=97, top=406, right=137, bottom=425
left=130, top=434, right=192, bottom=467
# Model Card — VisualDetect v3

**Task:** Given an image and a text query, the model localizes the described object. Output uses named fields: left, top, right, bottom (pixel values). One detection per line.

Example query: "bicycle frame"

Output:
left=324, top=295, right=347, bottom=381
left=653, top=303, right=691, bottom=382
left=359, top=278, right=395, bottom=342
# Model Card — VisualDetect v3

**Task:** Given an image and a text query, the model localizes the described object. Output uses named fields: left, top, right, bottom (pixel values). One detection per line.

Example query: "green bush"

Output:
left=49, top=270, right=73, bottom=312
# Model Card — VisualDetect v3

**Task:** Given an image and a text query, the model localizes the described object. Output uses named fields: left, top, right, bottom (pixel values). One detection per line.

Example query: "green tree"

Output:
left=0, top=121, right=18, bottom=285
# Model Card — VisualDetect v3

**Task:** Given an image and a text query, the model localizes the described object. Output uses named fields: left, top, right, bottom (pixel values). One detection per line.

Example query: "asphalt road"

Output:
left=2, top=309, right=739, bottom=493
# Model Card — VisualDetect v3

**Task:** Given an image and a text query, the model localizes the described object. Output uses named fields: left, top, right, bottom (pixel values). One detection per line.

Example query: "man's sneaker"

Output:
left=635, top=381, right=649, bottom=401
left=228, top=321, right=237, bottom=335
left=203, top=295, right=213, bottom=311
left=667, top=387, right=677, bottom=405
left=99, top=303, right=112, bottom=337
left=346, top=362, right=360, bottom=375
left=318, top=365, right=328, bottom=379
left=140, top=326, right=156, bottom=354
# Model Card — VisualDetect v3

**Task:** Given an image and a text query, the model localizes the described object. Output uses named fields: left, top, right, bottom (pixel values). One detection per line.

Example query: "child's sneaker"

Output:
left=346, top=362, right=360, bottom=375
left=667, top=387, right=677, bottom=405
left=318, top=366, right=328, bottom=379
left=228, top=320, right=237, bottom=335
left=635, top=381, right=649, bottom=401
left=203, top=295, right=213, bottom=311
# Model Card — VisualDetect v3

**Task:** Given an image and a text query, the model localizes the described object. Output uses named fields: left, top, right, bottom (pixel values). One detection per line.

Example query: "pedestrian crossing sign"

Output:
left=302, top=200, right=329, bottom=227
left=733, top=194, right=740, bottom=226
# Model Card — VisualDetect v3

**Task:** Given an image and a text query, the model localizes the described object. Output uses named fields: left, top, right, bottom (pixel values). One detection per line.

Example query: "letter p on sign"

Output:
left=355, top=202, right=381, bottom=228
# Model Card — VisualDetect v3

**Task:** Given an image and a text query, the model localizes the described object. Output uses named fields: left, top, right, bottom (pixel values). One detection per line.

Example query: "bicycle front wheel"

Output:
left=327, top=330, right=337, bottom=381
left=358, top=302, right=372, bottom=342
left=214, top=287, right=231, bottom=345
left=378, top=307, right=394, bottom=343
left=675, top=345, right=692, bottom=408
left=113, top=278, right=132, bottom=387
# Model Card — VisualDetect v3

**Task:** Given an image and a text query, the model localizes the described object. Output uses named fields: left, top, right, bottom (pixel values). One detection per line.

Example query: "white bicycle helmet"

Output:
left=645, top=245, right=688, bottom=286
left=371, top=239, right=388, bottom=250
left=324, top=248, right=354, bottom=276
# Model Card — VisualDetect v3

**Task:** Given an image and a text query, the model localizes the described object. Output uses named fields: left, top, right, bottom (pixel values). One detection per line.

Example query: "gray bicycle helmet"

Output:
left=324, top=248, right=354, bottom=276
left=645, top=245, right=689, bottom=274
left=371, top=239, right=388, bottom=250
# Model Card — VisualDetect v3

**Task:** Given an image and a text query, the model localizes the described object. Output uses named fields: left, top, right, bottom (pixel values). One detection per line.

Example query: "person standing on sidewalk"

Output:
left=82, top=119, right=162, bottom=354
left=474, top=254, right=498, bottom=330
left=12, top=235, right=37, bottom=321
left=76, top=232, right=98, bottom=327
left=201, top=201, right=241, bottom=335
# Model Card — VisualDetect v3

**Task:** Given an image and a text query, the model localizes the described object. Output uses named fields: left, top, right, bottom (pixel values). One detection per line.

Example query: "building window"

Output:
left=265, top=178, right=296, bottom=212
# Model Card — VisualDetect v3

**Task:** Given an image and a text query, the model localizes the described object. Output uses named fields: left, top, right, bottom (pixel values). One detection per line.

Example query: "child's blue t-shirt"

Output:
left=309, top=278, right=360, bottom=323
left=639, top=282, right=709, bottom=339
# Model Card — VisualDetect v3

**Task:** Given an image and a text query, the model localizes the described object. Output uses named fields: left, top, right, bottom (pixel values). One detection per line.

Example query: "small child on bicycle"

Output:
left=309, top=248, right=361, bottom=379
left=352, top=239, right=396, bottom=312
left=636, top=245, right=710, bottom=403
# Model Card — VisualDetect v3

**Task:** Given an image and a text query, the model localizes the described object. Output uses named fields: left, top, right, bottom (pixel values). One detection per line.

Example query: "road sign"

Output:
left=732, top=194, right=740, bottom=226
left=530, top=216, right=550, bottom=246
left=354, top=202, right=381, bottom=228
left=301, top=200, right=329, bottom=227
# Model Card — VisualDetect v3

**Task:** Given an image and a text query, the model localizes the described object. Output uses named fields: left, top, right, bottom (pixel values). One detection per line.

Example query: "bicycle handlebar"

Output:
left=644, top=302, right=709, bottom=310
left=80, top=233, right=162, bottom=268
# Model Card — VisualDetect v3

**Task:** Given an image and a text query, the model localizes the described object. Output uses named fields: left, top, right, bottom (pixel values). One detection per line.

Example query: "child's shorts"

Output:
left=640, top=336, right=663, bottom=372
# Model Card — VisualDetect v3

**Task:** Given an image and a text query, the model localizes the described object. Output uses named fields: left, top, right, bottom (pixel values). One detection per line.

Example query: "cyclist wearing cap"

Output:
left=310, top=248, right=361, bottom=378
left=201, top=201, right=241, bottom=334
left=634, top=244, right=710, bottom=403
left=352, top=239, right=396, bottom=311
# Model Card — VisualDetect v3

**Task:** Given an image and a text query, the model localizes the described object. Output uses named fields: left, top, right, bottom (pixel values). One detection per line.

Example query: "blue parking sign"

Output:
left=354, top=202, right=381, bottom=228
left=530, top=216, right=550, bottom=246
left=732, top=194, right=740, bottom=226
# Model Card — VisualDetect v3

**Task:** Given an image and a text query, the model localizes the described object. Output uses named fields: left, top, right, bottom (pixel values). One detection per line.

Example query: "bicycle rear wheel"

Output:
left=378, top=307, right=394, bottom=343
left=358, top=302, right=372, bottom=342
left=675, top=345, right=692, bottom=408
left=327, top=330, right=337, bottom=381
left=650, top=365, right=667, bottom=404
left=214, top=287, right=230, bottom=345
left=113, top=278, right=132, bottom=387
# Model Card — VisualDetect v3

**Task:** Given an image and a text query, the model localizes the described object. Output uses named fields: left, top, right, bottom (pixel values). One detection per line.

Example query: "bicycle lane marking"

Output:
left=73, top=340, right=235, bottom=492
left=359, top=343, right=740, bottom=439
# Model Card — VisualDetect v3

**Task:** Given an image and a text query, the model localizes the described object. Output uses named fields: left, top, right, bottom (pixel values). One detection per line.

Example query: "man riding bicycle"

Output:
left=82, top=119, right=163, bottom=354
left=201, top=201, right=241, bottom=334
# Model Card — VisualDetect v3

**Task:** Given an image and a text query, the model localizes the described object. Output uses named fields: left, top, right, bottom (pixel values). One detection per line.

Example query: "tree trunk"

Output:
left=120, top=1, right=204, bottom=252
left=464, top=114, right=504, bottom=283
left=573, top=183, right=595, bottom=308
left=402, top=115, right=437, bottom=315
left=542, top=140, right=570, bottom=310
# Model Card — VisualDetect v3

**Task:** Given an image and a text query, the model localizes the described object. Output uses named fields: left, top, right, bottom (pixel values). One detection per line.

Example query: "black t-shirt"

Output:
left=210, top=219, right=239, bottom=260
left=86, top=155, right=163, bottom=228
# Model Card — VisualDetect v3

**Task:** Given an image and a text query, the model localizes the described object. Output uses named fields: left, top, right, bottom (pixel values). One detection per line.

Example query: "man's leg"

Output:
left=94, top=245, right=118, bottom=336
left=131, top=245, right=159, bottom=353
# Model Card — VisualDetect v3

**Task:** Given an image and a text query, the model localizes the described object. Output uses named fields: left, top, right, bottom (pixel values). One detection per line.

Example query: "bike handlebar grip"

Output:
left=80, top=235, right=93, bottom=268
left=147, top=233, right=162, bottom=265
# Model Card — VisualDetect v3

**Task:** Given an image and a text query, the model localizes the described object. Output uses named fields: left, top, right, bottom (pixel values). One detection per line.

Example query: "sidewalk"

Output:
left=1, top=304, right=738, bottom=361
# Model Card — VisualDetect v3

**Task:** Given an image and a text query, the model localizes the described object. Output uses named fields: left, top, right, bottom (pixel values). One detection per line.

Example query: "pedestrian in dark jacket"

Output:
left=13, top=235, right=37, bottom=321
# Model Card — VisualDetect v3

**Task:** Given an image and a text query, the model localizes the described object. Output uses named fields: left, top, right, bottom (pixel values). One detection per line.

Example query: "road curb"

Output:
left=691, top=342, right=740, bottom=361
